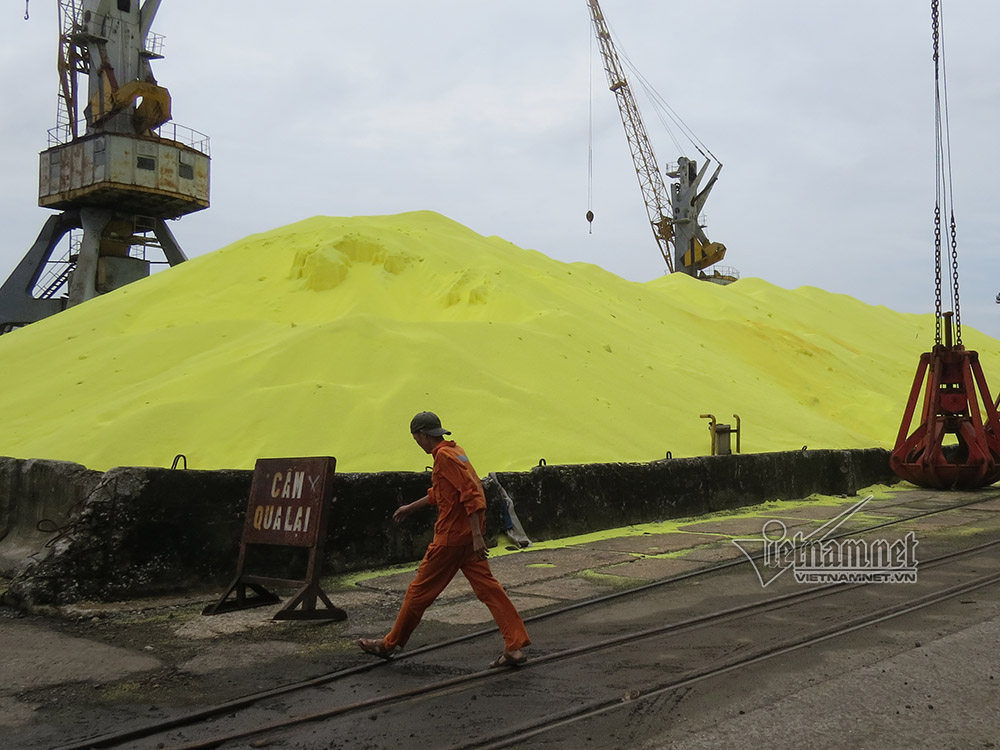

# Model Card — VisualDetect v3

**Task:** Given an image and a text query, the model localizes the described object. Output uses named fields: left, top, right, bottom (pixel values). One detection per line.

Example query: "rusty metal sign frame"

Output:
left=203, top=456, right=346, bottom=621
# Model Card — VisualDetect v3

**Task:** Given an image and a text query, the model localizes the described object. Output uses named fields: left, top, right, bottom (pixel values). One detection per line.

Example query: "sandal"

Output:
left=489, top=652, right=527, bottom=669
left=358, top=637, right=394, bottom=660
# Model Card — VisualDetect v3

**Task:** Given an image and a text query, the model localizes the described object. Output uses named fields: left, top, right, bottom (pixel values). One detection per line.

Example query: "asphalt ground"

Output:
left=2, top=482, right=999, bottom=749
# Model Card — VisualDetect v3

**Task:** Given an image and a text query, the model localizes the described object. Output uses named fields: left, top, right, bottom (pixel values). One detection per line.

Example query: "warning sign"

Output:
left=204, top=456, right=345, bottom=620
left=243, top=458, right=332, bottom=547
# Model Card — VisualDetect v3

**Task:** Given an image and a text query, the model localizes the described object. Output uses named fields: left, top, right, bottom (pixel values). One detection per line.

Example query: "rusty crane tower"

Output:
left=0, top=0, right=210, bottom=333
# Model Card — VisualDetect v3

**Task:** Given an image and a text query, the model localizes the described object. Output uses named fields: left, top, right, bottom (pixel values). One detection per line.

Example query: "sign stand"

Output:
left=203, top=456, right=346, bottom=621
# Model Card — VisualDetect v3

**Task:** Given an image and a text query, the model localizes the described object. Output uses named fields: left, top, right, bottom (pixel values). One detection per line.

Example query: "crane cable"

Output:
left=605, top=17, right=720, bottom=169
left=586, top=14, right=718, bottom=234
left=619, top=49, right=719, bottom=169
left=587, top=27, right=595, bottom=233
left=932, top=0, right=962, bottom=345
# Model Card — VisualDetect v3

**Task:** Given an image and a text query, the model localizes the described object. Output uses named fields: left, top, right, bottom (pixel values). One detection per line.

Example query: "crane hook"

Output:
left=25, top=0, right=30, bottom=20
left=586, top=209, right=594, bottom=235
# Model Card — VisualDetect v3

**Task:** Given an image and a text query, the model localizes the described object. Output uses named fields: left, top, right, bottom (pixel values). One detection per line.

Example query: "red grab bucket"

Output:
left=890, top=341, right=1000, bottom=490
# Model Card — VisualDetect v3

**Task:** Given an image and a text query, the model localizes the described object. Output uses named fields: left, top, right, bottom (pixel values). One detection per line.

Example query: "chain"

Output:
left=931, top=0, right=941, bottom=61
left=931, top=0, right=940, bottom=63
left=931, top=0, right=943, bottom=345
left=950, top=212, right=962, bottom=343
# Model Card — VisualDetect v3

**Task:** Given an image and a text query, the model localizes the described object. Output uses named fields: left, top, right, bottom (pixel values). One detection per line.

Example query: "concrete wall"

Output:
left=0, top=448, right=894, bottom=606
left=0, top=459, right=103, bottom=573
left=492, top=448, right=893, bottom=540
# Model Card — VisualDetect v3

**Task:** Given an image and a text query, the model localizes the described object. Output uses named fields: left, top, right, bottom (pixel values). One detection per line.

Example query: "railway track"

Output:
left=56, top=493, right=1000, bottom=750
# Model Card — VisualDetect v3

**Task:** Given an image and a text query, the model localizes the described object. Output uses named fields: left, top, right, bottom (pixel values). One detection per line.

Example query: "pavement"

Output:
left=2, top=482, right=1000, bottom=749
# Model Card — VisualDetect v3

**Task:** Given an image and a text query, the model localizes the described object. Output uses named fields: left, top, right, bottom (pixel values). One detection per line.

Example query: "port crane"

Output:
left=587, top=0, right=732, bottom=282
left=0, top=0, right=210, bottom=334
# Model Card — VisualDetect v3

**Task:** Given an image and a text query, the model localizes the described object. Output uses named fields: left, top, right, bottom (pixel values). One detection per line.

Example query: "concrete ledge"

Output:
left=0, top=448, right=894, bottom=606
left=0, top=458, right=103, bottom=574
left=493, top=447, right=893, bottom=540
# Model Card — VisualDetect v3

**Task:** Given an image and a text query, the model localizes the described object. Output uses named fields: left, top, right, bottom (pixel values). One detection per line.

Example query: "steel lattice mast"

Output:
left=587, top=0, right=675, bottom=273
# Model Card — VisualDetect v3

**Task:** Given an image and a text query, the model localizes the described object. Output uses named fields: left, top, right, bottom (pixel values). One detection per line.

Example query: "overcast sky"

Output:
left=2, top=1, right=999, bottom=338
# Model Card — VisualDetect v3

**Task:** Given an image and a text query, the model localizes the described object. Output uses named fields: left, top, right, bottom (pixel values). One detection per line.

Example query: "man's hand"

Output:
left=393, top=495, right=432, bottom=523
left=472, top=533, right=488, bottom=559
left=469, top=509, right=488, bottom=559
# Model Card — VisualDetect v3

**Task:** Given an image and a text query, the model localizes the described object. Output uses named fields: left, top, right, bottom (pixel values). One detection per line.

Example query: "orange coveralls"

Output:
left=382, top=441, right=530, bottom=653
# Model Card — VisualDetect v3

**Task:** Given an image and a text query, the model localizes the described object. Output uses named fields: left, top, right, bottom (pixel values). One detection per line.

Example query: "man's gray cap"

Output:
left=410, top=411, right=451, bottom=436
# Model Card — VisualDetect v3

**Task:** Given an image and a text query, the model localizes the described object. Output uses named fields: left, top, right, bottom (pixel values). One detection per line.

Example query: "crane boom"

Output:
left=588, top=0, right=730, bottom=279
left=587, top=0, right=674, bottom=272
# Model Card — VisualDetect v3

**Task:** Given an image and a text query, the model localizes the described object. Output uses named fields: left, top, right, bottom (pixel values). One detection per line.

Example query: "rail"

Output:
left=52, top=492, right=1000, bottom=750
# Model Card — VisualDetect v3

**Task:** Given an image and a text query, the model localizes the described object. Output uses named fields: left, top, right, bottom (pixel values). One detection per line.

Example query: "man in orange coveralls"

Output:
left=358, top=411, right=530, bottom=668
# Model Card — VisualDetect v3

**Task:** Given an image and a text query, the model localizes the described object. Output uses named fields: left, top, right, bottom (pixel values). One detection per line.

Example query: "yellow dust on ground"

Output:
left=328, top=483, right=908, bottom=582
left=1, top=211, right=998, bottom=474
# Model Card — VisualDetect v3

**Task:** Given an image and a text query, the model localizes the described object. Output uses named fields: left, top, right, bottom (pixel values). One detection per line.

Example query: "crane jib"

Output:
left=586, top=0, right=728, bottom=279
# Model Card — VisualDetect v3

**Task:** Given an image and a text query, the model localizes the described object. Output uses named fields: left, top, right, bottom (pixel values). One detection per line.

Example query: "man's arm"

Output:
left=435, top=448, right=488, bottom=557
left=393, top=495, right=432, bottom=523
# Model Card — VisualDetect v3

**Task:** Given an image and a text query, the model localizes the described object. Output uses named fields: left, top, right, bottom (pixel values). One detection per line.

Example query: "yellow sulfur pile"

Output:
left=1, top=210, right=998, bottom=474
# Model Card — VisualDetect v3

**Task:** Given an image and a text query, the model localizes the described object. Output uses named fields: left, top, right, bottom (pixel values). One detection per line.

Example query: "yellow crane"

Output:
left=587, top=0, right=732, bottom=281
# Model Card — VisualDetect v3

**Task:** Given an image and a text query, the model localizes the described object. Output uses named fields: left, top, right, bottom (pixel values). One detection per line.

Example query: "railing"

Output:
left=143, top=32, right=165, bottom=58
left=46, top=2, right=207, bottom=155
left=46, top=122, right=211, bottom=156
left=710, top=265, right=740, bottom=281
left=48, top=124, right=74, bottom=148
left=153, top=122, right=211, bottom=156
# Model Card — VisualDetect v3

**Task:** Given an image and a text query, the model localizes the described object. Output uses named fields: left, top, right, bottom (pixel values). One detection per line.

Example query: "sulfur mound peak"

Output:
left=1, top=210, right=998, bottom=474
